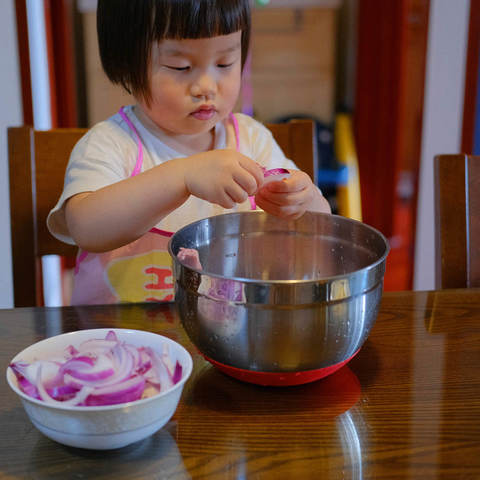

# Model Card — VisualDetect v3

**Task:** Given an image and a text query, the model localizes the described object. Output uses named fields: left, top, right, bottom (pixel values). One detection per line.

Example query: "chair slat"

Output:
left=266, top=119, right=316, bottom=182
left=434, top=154, right=480, bottom=288
left=8, top=126, right=86, bottom=307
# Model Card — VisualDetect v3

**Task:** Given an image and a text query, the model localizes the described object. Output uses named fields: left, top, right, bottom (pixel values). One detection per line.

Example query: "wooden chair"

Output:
left=8, top=126, right=86, bottom=307
left=8, top=119, right=315, bottom=307
left=266, top=119, right=317, bottom=183
left=434, top=154, right=480, bottom=288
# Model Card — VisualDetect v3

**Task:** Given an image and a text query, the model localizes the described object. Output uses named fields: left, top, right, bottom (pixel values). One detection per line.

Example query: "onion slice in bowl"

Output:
left=8, top=331, right=183, bottom=406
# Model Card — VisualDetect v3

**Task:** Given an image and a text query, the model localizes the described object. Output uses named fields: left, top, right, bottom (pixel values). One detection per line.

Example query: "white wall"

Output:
left=0, top=0, right=22, bottom=308
left=414, top=0, right=470, bottom=291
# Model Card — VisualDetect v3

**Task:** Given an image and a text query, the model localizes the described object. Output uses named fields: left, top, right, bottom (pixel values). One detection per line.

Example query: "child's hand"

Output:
left=184, top=150, right=264, bottom=208
left=255, top=170, right=331, bottom=219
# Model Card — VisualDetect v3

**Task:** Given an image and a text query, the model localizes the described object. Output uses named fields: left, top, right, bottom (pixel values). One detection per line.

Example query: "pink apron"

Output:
left=70, top=107, right=241, bottom=305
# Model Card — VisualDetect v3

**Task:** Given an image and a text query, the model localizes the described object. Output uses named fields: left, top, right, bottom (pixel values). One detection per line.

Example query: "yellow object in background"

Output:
left=334, top=114, right=362, bottom=221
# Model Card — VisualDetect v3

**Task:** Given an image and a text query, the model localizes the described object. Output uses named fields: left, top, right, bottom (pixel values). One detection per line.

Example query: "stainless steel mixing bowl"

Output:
left=168, top=211, right=389, bottom=376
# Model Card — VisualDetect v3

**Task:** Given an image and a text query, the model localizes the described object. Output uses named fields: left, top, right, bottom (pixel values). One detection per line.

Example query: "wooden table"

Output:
left=1, top=289, right=479, bottom=479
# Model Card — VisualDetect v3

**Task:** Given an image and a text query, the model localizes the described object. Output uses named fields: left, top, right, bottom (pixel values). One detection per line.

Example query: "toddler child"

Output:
left=47, top=0, right=331, bottom=305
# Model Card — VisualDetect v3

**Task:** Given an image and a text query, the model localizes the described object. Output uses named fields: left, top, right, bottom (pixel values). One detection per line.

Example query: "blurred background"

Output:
left=0, top=0, right=479, bottom=307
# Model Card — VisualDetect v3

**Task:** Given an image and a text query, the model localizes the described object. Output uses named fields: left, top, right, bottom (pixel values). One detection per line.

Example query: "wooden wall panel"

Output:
left=251, top=7, right=338, bottom=122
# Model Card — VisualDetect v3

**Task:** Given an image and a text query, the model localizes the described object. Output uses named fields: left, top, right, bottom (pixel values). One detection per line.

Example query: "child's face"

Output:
left=138, top=31, right=242, bottom=138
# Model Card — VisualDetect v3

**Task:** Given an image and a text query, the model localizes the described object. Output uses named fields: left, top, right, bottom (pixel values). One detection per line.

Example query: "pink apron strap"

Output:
left=149, top=227, right=173, bottom=237
left=230, top=112, right=256, bottom=210
left=229, top=112, right=241, bottom=151
left=74, top=250, right=88, bottom=274
left=118, top=108, right=174, bottom=235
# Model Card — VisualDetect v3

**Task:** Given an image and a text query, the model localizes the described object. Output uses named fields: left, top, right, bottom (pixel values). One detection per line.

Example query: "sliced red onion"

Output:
left=9, top=363, right=40, bottom=399
left=8, top=331, right=183, bottom=407
left=248, top=166, right=291, bottom=208
left=172, top=362, right=183, bottom=384
left=59, top=355, right=114, bottom=382
left=177, top=247, right=202, bottom=269
left=105, top=330, right=117, bottom=341
left=36, top=363, right=94, bottom=406
left=85, top=375, right=145, bottom=406
left=207, top=278, right=243, bottom=302
left=262, top=167, right=290, bottom=186
left=46, top=384, right=80, bottom=401
left=263, top=167, right=290, bottom=177
left=176, top=249, right=244, bottom=303
left=65, top=365, right=114, bottom=382
left=146, top=346, right=174, bottom=391
left=65, top=345, right=79, bottom=357
left=10, top=359, right=61, bottom=387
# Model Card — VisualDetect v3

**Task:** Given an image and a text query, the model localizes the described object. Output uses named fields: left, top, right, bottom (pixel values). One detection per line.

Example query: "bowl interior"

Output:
left=170, top=211, right=388, bottom=282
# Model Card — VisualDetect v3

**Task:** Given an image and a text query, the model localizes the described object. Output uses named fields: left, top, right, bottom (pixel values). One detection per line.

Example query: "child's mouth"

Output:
left=191, top=107, right=216, bottom=121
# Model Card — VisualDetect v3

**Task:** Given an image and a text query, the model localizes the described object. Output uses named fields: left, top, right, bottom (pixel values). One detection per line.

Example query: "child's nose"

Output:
left=190, top=73, right=217, bottom=99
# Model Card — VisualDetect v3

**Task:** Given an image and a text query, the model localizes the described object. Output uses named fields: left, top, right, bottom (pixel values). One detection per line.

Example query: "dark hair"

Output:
left=97, top=0, right=251, bottom=102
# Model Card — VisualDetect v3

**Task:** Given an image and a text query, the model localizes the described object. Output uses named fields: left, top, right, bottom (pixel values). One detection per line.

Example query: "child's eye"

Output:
left=217, top=63, right=234, bottom=69
left=165, top=65, right=190, bottom=71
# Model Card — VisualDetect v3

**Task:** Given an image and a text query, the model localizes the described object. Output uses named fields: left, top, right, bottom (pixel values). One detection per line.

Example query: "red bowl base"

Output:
left=202, top=351, right=359, bottom=386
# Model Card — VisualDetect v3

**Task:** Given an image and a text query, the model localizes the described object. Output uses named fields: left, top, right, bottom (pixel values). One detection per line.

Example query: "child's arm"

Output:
left=65, top=149, right=264, bottom=252
left=255, top=170, right=331, bottom=220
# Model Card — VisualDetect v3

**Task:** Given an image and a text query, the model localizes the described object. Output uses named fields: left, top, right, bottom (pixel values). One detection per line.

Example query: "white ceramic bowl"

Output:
left=6, top=328, right=192, bottom=450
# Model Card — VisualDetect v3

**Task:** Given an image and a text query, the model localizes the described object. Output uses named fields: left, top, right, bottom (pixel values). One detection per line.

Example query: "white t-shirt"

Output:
left=47, top=106, right=297, bottom=245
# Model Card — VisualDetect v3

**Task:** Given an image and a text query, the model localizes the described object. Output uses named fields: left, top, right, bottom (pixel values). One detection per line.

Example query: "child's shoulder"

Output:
left=234, top=112, right=266, bottom=129
left=90, top=109, right=132, bottom=137
left=75, top=110, right=134, bottom=150
left=232, top=113, right=274, bottom=139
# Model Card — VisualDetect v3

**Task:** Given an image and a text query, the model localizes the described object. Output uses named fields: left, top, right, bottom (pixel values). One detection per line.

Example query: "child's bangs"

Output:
left=153, top=0, right=249, bottom=40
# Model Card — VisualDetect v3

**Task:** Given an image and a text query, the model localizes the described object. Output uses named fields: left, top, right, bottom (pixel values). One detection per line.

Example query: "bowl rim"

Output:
left=6, top=328, right=193, bottom=412
left=168, top=211, right=390, bottom=285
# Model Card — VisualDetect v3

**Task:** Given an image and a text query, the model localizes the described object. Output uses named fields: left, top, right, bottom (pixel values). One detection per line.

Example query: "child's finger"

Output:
left=264, top=173, right=307, bottom=193
left=256, top=188, right=307, bottom=207
left=263, top=179, right=292, bottom=193
left=225, top=182, right=249, bottom=204
left=233, top=168, right=261, bottom=196
left=259, top=179, right=309, bottom=203
left=255, top=192, right=304, bottom=219
left=239, top=157, right=265, bottom=188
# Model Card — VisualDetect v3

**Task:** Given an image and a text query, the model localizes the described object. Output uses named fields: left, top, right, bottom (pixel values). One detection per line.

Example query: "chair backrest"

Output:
left=8, top=119, right=315, bottom=307
left=434, top=154, right=480, bottom=289
left=8, top=126, right=87, bottom=307
left=266, top=119, right=317, bottom=183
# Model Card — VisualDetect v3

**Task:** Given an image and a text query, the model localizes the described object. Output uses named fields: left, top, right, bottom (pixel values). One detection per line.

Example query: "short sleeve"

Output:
left=47, top=121, right=138, bottom=244
left=235, top=114, right=298, bottom=172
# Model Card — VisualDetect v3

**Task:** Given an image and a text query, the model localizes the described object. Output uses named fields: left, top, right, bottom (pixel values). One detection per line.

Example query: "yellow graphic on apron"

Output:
left=106, top=251, right=174, bottom=302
